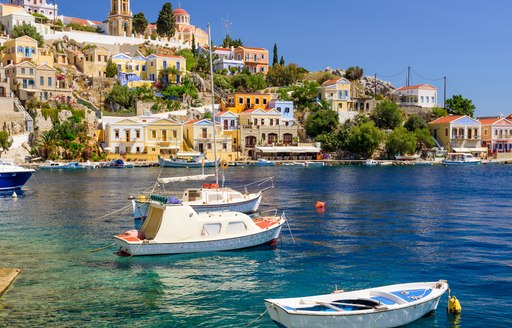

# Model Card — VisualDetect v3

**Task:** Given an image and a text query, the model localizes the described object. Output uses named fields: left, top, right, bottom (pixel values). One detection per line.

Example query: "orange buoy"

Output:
left=315, top=201, right=325, bottom=209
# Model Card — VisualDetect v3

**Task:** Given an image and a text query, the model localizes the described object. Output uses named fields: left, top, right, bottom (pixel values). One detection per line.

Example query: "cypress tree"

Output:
left=279, top=56, right=285, bottom=66
left=191, top=34, right=196, bottom=56
left=273, top=43, right=278, bottom=66
left=156, top=2, right=176, bottom=38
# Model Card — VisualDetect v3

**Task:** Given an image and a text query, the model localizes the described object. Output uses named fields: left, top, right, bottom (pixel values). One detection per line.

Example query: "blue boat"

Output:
left=0, top=161, right=34, bottom=191
left=101, top=159, right=134, bottom=168
left=254, top=159, right=277, bottom=166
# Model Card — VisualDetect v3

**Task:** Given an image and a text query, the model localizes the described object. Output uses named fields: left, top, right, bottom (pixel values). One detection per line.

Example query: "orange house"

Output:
left=221, top=92, right=272, bottom=114
left=234, top=46, right=268, bottom=74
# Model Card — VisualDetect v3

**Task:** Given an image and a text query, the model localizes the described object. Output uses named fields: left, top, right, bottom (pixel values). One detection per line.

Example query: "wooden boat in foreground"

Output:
left=116, top=194, right=285, bottom=256
left=264, top=280, right=448, bottom=328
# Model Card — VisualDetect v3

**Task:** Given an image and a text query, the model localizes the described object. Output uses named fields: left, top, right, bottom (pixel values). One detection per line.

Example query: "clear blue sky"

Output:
left=29, top=1, right=512, bottom=116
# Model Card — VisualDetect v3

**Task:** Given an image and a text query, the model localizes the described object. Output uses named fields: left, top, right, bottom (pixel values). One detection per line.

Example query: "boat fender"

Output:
left=447, top=293, right=462, bottom=314
left=220, top=160, right=229, bottom=170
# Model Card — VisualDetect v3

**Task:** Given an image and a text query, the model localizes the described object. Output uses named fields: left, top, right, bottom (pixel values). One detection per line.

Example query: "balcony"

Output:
left=451, top=135, right=480, bottom=140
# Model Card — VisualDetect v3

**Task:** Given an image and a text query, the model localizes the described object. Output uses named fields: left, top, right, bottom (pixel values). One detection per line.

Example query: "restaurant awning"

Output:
left=255, top=146, right=321, bottom=153
left=452, top=147, right=488, bottom=152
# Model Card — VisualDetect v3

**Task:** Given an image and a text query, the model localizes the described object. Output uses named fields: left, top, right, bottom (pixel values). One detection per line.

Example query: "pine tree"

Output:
left=156, top=2, right=175, bottom=38
left=191, top=34, right=196, bottom=56
left=273, top=43, right=278, bottom=66
left=132, top=12, right=148, bottom=37
left=279, top=56, right=285, bottom=66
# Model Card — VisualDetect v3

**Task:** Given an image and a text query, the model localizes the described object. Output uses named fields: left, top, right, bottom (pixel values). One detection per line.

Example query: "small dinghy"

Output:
left=264, top=280, right=448, bottom=328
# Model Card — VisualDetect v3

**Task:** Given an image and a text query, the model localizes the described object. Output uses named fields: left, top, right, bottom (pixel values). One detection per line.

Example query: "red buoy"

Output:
left=315, top=201, right=325, bottom=209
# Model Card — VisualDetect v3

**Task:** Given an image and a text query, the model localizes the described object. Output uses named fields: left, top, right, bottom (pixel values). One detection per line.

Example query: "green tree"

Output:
left=305, top=108, right=339, bottom=138
left=132, top=12, right=148, bottom=36
left=246, top=74, right=266, bottom=92
left=191, top=34, right=196, bottom=56
left=347, top=121, right=383, bottom=158
left=445, top=94, right=476, bottom=117
left=431, top=106, right=448, bottom=118
left=266, top=63, right=304, bottom=87
left=344, top=66, right=364, bottom=81
left=315, top=126, right=349, bottom=154
left=0, top=130, right=13, bottom=153
left=156, top=2, right=175, bottom=38
left=105, top=59, right=118, bottom=78
left=105, top=85, right=137, bottom=112
left=414, top=128, right=435, bottom=151
left=176, top=48, right=197, bottom=71
left=11, top=24, right=44, bottom=47
left=385, top=127, right=417, bottom=157
left=272, top=43, right=278, bottom=66
left=404, top=114, right=427, bottom=132
left=279, top=56, right=285, bottom=66
left=222, top=34, right=243, bottom=48
left=370, top=100, right=403, bottom=130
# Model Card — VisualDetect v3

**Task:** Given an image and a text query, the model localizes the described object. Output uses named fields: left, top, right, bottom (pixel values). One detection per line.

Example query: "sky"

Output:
left=19, top=0, right=512, bottom=116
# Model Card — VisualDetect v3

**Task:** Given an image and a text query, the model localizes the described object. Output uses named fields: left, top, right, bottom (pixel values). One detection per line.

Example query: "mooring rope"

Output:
left=242, top=308, right=269, bottom=328
left=89, top=242, right=117, bottom=253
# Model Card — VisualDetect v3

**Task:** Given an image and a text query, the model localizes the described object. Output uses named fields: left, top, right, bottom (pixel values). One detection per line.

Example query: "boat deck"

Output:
left=0, top=269, right=21, bottom=297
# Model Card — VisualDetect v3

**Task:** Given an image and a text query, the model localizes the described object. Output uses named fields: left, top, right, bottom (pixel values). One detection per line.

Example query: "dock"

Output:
left=0, top=269, right=21, bottom=297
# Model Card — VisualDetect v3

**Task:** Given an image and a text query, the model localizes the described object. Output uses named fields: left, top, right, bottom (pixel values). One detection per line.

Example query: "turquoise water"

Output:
left=0, top=165, right=511, bottom=327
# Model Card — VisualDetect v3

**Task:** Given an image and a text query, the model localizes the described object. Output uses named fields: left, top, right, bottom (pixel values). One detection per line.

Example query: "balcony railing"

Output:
left=451, top=135, right=480, bottom=140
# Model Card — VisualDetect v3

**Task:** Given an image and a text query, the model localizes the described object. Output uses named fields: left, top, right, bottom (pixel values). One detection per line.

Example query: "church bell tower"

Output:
left=108, top=0, right=133, bottom=37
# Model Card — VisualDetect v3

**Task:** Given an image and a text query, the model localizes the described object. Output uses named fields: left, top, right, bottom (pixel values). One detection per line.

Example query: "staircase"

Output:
left=13, top=98, right=33, bottom=133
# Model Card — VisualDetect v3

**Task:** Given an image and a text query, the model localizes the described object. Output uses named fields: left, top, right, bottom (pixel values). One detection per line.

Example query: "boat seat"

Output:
left=369, top=291, right=407, bottom=305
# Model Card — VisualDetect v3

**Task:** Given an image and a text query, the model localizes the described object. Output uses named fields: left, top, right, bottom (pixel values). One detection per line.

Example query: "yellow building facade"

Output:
left=318, top=78, right=352, bottom=113
left=221, top=92, right=272, bottom=114
left=146, top=54, right=186, bottom=83
left=183, top=119, right=234, bottom=161
left=1, top=36, right=52, bottom=67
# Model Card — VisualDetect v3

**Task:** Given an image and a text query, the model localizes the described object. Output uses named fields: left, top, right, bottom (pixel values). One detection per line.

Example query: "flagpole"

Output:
left=207, top=23, right=219, bottom=186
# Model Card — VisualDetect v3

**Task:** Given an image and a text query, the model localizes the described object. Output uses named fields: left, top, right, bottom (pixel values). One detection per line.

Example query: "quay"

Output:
left=0, top=269, right=21, bottom=297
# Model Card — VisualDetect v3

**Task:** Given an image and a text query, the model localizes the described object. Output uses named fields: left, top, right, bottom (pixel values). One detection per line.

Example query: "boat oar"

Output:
left=89, top=242, right=117, bottom=253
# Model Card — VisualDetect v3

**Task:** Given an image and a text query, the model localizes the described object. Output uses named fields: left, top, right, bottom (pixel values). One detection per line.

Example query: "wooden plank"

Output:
left=0, top=269, right=21, bottom=297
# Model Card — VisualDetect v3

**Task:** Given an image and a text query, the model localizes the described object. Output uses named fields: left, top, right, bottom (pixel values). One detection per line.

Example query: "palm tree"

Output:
left=36, top=130, right=59, bottom=159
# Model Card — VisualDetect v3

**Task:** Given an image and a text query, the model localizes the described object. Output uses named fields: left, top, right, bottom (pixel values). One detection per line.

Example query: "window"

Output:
left=40, top=76, right=44, bottom=86
left=426, top=97, right=429, bottom=103
left=432, top=96, right=435, bottom=103
left=263, top=99, right=267, bottom=105
left=253, top=118, right=257, bottom=125
left=255, top=98, right=260, bottom=105
left=136, top=130, right=140, bottom=138
left=151, top=130, right=157, bottom=138
left=173, top=130, right=177, bottom=138
left=114, top=130, right=120, bottom=138
left=344, top=90, right=348, bottom=97
left=150, top=61, right=154, bottom=67
left=238, top=97, right=243, bottom=105
left=222, top=142, right=227, bottom=150
left=207, top=143, right=212, bottom=149
left=260, top=67, right=264, bottom=72
left=136, top=147, right=140, bottom=153
left=277, top=107, right=281, bottom=112
left=48, top=77, right=52, bottom=87
left=445, top=128, right=448, bottom=137
left=142, top=65, right=146, bottom=72
left=285, top=107, right=290, bottom=113
left=330, top=93, right=334, bottom=97
left=261, top=119, right=265, bottom=125
left=21, top=68, right=25, bottom=74
left=338, top=91, right=343, bottom=99
left=421, top=96, right=424, bottom=103
left=262, top=133, right=266, bottom=140
left=270, top=119, right=274, bottom=126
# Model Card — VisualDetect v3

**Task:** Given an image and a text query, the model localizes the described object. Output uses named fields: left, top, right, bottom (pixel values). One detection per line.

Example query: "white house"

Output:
left=8, top=0, right=58, bottom=21
left=394, top=84, right=437, bottom=108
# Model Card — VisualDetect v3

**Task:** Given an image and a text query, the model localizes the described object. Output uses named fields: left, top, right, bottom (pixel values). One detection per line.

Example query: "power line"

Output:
left=410, top=67, right=445, bottom=82
left=374, top=67, right=408, bottom=78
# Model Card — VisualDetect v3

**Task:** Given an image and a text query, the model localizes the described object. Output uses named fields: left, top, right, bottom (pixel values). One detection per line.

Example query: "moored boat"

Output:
left=442, top=153, right=481, bottom=166
left=158, top=152, right=216, bottom=168
left=363, top=159, right=379, bottom=166
left=264, top=280, right=449, bottom=328
left=40, top=161, right=82, bottom=169
left=116, top=194, right=286, bottom=256
left=101, top=159, right=134, bottom=168
left=254, top=159, right=277, bottom=166
left=0, top=161, right=34, bottom=191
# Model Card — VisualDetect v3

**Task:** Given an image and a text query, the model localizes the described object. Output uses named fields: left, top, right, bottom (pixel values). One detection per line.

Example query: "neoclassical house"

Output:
left=172, top=7, right=208, bottom=47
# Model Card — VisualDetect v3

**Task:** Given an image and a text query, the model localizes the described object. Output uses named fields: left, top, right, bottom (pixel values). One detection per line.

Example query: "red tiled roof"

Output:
left=507, top=114, right=512, bottom=119
left=395, top=84, right=436, bottom=91
left=184, top=119, right=200, bottom=125
left=154, top=54, right=184, bottom=59
left=429, top=115, right=464, bottom=124
left=237, top=46, right=267, bottom=51
left=322, top=78, right=342, bottom=86
left=173, top=8, right=189, bottom=15
left=478, top=117, right=512, bottom=125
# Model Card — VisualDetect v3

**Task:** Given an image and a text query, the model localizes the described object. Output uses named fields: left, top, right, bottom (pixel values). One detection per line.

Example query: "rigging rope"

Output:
left=242, top=307, right=269, bottom=328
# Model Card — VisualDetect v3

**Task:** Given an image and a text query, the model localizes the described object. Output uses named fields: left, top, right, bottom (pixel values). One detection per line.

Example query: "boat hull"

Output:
left=0, top=170, right=33, bottom=190
left=442, top=161, right=481, bottom=166
left=158, top=156, right=216, bottom=168
left=266, top=297, right=441, bottom=328
left=116, top=223, right=282, bottom=256
left=265, top=281, right=448, bottom=328
left=132, top=193, right=262, bottom=220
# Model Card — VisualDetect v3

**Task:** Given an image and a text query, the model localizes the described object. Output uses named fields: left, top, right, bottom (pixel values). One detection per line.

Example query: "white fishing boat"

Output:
left=116, top=194, right=286, bottom=256
left=158, top=152, right=216, bottom=168
left=264, top=280, right=449, bottom=328
left=442, top=153, right=481, bottom=166
left=363, top=159, right=379, bottom=166
left=305, top=161, right=325, bottom=167
left=254, top=159, right=277, bottom=166
left=40, top=161, right=82, bottom=169
left=131, top=175, right=270, bottom=220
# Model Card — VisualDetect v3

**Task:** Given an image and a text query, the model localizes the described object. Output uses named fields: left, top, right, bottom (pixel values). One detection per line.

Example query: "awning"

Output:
left=159, top=146, right=181, bottom=150
left=255, top=146, right=321, bottom=153
left=452, top=147, right=488, bottom=152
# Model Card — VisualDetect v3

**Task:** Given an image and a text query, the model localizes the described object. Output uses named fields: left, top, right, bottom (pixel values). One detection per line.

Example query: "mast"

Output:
left=207, top=24, right=219, bottom=186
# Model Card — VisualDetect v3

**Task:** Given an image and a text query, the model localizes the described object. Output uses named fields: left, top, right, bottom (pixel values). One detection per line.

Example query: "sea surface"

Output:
left=0, top=165, right=511, bottom=327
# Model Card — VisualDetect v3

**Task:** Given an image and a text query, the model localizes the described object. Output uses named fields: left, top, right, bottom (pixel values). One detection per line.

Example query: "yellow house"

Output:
left=233, top=46, right=269, bottom=74
left=111, top=53, right=148, bottom=79
left=103, top=115, right=184, bottom=161
left=428, top=115, right=486, bottom=157
left=2, top=36, right=39, bottom=66
left=183, top=118, right=235, bottom=161
left=318, top=78, right=352, bottom=121
left=77, top=47, right=111, bottom=78
left=146, top=54, right=186, bottom=84
left=221, top=92, right=272, bottom=114
left=0, top=4, right=25, bottom=17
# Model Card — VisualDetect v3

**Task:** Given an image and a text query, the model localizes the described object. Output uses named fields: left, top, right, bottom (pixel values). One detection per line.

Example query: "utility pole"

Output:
left=443, top=76, right=447, bottom=109
left=408, top=65, right=411, bottom=86
left=374, top=73, right=377, bottom=98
